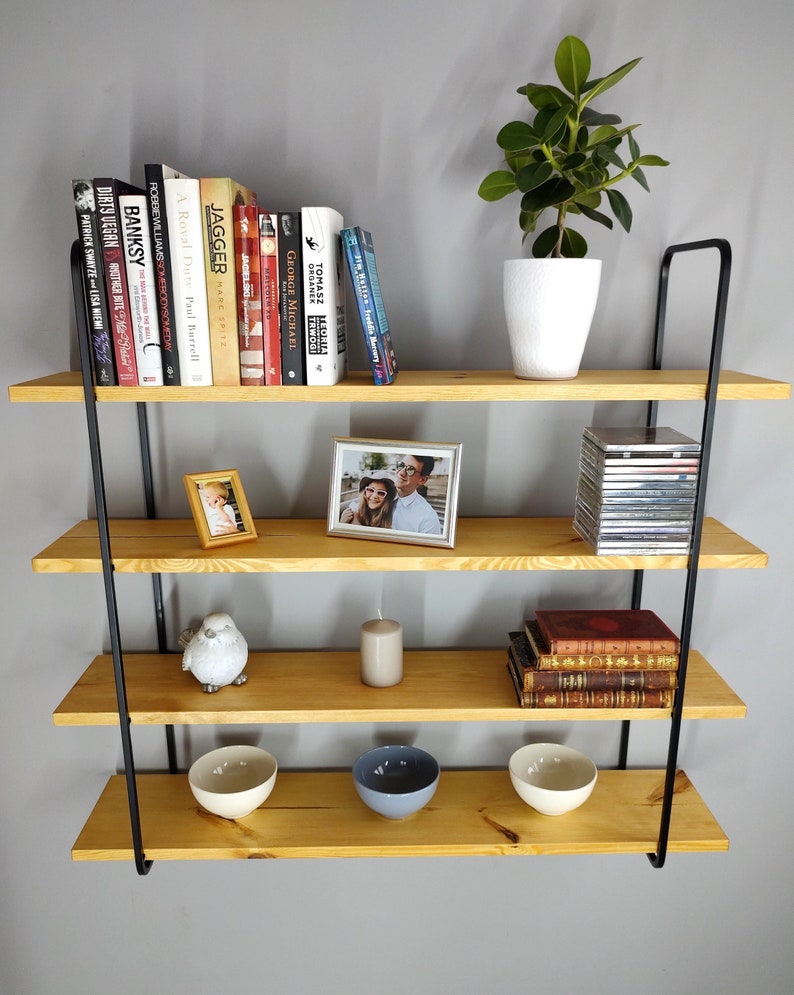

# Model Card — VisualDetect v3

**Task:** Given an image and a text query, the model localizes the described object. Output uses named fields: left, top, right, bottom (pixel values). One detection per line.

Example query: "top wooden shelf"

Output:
left=8, top=369, right=791, bottom=403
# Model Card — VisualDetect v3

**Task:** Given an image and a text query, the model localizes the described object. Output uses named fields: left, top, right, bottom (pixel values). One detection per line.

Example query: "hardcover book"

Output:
left=533, top=609, right=680, bottom=655
left=163, top=177, right=213, bottom=385
left=341, top=226, right=397, bottom=385
left=258, top=210, right=281, bottom=385
left=278, top=211, right=305, bottom=384
left=71, top=180, right=116, bottom=386
left=92, top=178, right=139, bottom=386
left=506, top=659, right=676, bottom=709
left=300, top=206, right=347, bottom=386
left=118, top=188, right=163, bottom=385
left=199, top=177, right=257, bottom=385
left=510, top=630, right=678, bottom=686
left=233, top=203, right=264, bottom=386
left=522, top=620, right=679, bottom=671
left=144, top=162, right=187, bottom=385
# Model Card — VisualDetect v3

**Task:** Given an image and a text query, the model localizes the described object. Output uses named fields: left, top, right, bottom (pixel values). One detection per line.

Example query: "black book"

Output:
left=277, top=211, right=305, bottom=384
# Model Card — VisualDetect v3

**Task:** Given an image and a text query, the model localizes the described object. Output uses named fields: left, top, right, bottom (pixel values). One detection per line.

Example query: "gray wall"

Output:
left=3, top=1, right=793, bottom=992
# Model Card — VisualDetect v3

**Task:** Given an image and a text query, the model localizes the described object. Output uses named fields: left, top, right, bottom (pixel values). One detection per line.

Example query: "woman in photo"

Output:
left=340, top=472, right=397, bottom=529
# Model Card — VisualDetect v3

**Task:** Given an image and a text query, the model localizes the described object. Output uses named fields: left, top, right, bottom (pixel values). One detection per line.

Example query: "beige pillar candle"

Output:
left=360, top=618, right=403, bottom=687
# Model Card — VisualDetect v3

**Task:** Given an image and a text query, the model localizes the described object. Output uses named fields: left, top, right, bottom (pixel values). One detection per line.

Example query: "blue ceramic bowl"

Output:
left=352, top=745, right=440, bottom=819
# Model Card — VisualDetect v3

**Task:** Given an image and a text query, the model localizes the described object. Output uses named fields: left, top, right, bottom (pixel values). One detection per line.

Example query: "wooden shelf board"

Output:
left=71, top=768, right=728, bottom=860
left=54, top=649, right=745, bottom=726
left=32, top=517, right=768, bottom=574
left=8, top=368, right=791, bottom=403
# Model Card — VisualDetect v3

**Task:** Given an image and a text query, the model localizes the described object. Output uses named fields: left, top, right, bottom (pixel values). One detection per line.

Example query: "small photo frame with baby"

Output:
left=327, top=437, right=462, bottom=548
left=183, top=469, right=258, bottom=549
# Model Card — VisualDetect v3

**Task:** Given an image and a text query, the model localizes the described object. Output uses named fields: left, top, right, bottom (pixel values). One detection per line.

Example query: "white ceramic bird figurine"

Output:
left=179, top=612, right=249, bottom=693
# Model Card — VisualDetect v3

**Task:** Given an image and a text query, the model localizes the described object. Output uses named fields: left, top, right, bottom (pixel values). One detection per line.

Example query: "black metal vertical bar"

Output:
left=71, top=241, right=152, bottom=876
left=647, top=238, right=731, bottom=868
left=135, top=403, right=177, bottom=774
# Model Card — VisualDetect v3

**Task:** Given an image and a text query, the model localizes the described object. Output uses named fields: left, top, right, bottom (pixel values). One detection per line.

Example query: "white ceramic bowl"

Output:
left=188, top=745, right=278, bottom=819
left=509, top=743, right=597, bottom=816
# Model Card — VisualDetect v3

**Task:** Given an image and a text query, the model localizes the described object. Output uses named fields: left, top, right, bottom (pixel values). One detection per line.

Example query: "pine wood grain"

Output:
left=71, top=768, right=728, bottom=860
left=8, top=368, right=791, bottom=403
left=53, top=649, right=746, bottom=725
left=32, top=517, right=768, bottom=574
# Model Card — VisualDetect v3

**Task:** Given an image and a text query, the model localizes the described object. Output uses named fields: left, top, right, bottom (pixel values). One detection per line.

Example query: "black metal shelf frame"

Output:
left=69, top=238, right=731, bottom=875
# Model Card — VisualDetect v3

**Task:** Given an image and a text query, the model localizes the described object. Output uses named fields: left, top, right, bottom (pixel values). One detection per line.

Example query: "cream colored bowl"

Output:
left=188, top=745, right=278, bottom=819
left=509, top=743, right=597, bottom=816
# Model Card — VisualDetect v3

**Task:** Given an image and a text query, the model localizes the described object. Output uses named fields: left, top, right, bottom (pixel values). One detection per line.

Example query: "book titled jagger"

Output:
left=278, top=211, right=305, bottom=384
left=71, top=180, right=116, bottom=386
left=119, top=187, right=163, bottom=385
left=92, top=178, right=139, bottom=386
left=200, top=177, right=257, bottom=385
left=163, top=177, right=213, bottom=385
left=233, top=203, right=265, bottom=386
left=144, top=163, right=187, bottom=385
left=301, top=206, right=347, bottom=386
left=341, top=226, right=397, bottom=385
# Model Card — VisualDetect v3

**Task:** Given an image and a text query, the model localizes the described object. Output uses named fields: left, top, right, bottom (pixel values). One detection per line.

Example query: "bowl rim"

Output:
left=188, top=744, right=278, bottom=794
left=508, top=742, right=597, bottom=792
left=352, top=744, right=440, bottom=796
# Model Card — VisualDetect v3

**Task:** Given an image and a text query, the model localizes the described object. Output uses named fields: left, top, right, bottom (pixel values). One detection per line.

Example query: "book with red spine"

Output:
left=233, top=203, right=264, bottom=386
left=119, top=187, right=164, bottom=385
left=92, top=178, right=138, bottom=385
left=258, top=210, right=281, bottom=385
left=522, top=620, right=679, bottom=671
left=144, top=162, right=188, bottom=385
left=533, top=608, right=680, bottom=655
left=199, top=177, right=257, bottom=385
left=506, top=658, right=676, bottom=709
left=71, top=180, right=116, bottom=385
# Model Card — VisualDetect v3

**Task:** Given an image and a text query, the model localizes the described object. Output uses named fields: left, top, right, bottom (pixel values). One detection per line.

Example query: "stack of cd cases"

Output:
left=573, top=426, right=702, bottom=554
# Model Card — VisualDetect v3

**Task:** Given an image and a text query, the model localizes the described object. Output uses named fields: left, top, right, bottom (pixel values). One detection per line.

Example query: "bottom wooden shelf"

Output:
left=73, top=768, right=728, bottom=861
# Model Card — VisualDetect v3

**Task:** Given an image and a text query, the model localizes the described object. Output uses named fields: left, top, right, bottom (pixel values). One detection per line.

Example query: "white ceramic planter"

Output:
left=503, top=258, right=602, bottom=379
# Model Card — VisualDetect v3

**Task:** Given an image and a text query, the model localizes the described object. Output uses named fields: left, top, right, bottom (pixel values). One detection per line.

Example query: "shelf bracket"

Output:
left=640, top=238, right=732, bottom=869
left=71, top=240, right=152, bottom=876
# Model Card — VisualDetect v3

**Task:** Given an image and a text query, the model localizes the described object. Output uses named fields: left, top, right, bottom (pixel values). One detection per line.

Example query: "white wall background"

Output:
left=2, top=1, right=793, bottom=992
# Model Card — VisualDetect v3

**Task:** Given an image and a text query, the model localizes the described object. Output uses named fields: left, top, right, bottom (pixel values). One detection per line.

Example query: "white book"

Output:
left=119, top=192, right=163, bottom=386
left=301, top=206, right=347, bottom=386
left=163, top=177, right=213, bottom=385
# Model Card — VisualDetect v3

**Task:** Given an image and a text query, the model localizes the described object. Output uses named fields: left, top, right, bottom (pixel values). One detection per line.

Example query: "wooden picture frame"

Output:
left=183, top=469, right=258, bottom=549
left=327, top=437, right=462, bottom=548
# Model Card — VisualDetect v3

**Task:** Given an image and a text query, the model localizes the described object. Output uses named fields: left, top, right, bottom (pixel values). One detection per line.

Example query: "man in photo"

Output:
left=392, top=454, right=441, bottom=535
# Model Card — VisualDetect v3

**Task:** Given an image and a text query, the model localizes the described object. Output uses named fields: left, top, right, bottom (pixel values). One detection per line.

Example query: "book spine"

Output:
left=520, top=688, right=676, bottom=709
left=278, top=211, right=305, bottom=384
left=144, top=164, right=183, bottom=385
left=522, top=623, right=678, bottom=670
left=164, top=178, right=213, bottom=385
left=301, top=206, right=347, bottom=386
left=91, top=179, right=136, bottom=386
left=119, top=193, right=164, bottom=386
left=359, top=227, right=397, bottom=381
left=341, top=227, right=388, bottom=384
left=258, top=210, right=281, bottom=385
left=546, top=635, right=679, bottom=655
left=511, top=656, right=679, bottom=692
left=200, top=179, right=256, bottom=385
left=233, top=203, right=264, bottom=386
left=71, top=181, right=116, bottom=385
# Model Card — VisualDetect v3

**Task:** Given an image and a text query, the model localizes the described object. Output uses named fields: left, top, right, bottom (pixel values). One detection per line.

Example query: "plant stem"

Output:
left=553, top=206, right=566, bottom=258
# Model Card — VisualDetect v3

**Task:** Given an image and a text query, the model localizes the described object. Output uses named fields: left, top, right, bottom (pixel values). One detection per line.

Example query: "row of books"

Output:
left=573, top=426, right=701, bottom=554
left=71, top=167, right=398, bottom=388
left=506, top=608, right=681, bottom=709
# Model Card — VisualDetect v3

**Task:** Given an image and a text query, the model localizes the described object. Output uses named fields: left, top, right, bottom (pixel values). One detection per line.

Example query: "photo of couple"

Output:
left=329, top=438, right=462, bottom=548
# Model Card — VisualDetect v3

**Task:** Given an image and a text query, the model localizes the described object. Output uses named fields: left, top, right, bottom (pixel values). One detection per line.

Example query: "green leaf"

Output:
left=520, top=209, right=541, bottom=234
left=515, top=160, right=554, bottom=193
left=633, top=154, right=670, bottom=167
left=561, top=152, right=587, bottom=170
left=588, top=125, right=618, bottom=146
left=532, top=225, right=562, bottom=257
left=628, top=131, right=640, bottom=161
left=478, top=171, right=517, bottom=201
left=577, top=203, right=614, bottom=229
left=606, top=188, right=633, bottom=232
left=581, top=57, right=641, bottom=105
left=580, top=108, right=622, bottom=126
left=521, top=176, right=576, bottom=212
left=497, top=121, right=539, bottom=152
left=562, top=227, right=588, bottom=257
left=631, top=165, right=649, bottom=191
left=538, top=103, right=573, bottom=145
left=597, top=146, right=627, bottom=170
left=518, top=83, right=570, bottom=109
left=555, top=35, right=590, bottom=99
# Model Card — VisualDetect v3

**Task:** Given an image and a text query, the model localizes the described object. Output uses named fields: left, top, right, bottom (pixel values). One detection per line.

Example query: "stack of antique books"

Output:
left=506, top=608, right=681, bottom=709
left=573, top=426, right=701, bottom=554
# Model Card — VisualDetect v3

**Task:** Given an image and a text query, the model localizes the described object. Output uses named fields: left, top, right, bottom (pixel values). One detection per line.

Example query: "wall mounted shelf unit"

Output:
left=11, top=238, right=789, bottom=875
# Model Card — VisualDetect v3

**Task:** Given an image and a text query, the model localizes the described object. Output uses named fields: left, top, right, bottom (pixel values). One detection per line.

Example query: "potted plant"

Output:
left=478, top=34, right=669, bottom=379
